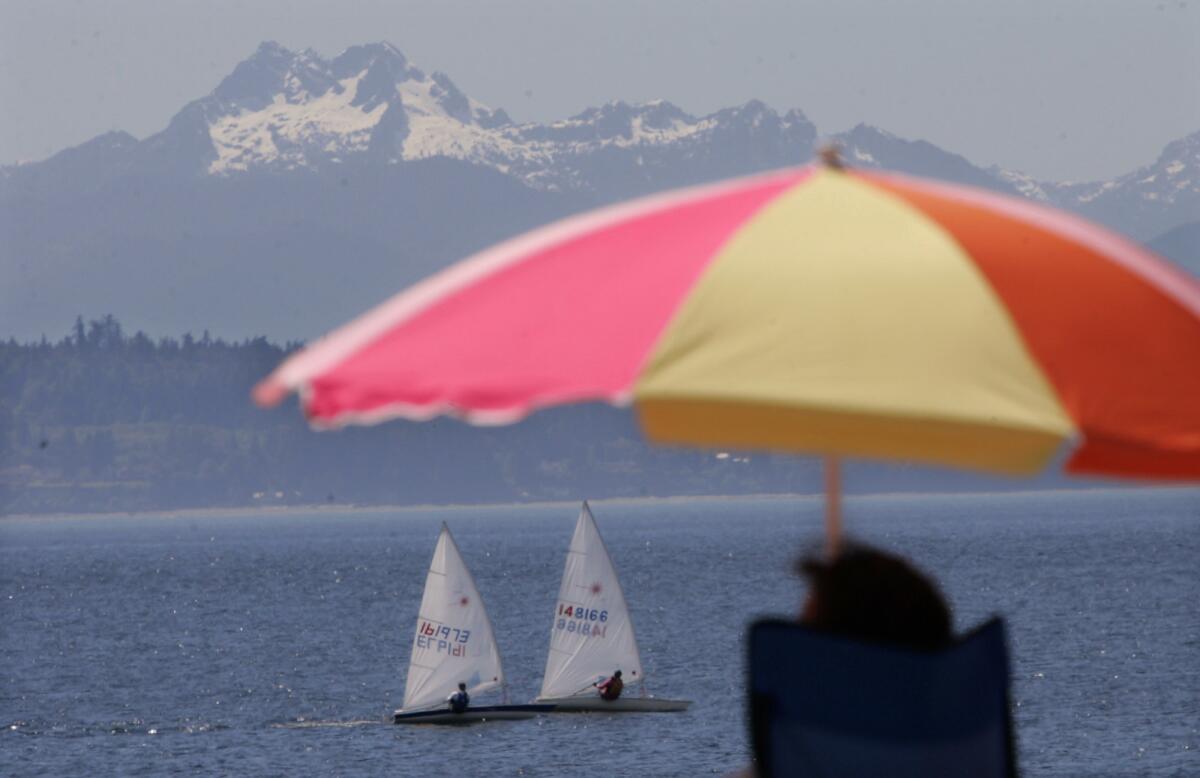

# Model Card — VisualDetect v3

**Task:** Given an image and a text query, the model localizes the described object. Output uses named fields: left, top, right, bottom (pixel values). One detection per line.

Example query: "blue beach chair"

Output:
left=748, top=617, right=1017, bottom=778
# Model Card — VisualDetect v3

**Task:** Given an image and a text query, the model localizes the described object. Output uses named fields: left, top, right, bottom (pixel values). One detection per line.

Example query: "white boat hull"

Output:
left=537, top=695, right=692, bottom=713
left=393, top=703, right=554, bottom=724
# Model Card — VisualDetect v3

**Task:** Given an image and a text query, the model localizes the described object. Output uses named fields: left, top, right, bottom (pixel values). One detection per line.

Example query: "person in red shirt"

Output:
left=595, top=670, right=624, bottom=701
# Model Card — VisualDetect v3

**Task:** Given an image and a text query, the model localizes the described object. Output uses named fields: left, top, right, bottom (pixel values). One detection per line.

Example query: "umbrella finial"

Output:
left=818, top=144, right=846, bottom=171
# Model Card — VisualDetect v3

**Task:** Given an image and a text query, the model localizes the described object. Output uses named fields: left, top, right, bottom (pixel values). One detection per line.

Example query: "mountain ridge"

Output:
left=1, top=41, right=1196, bottom=342
left=7, top=41, right=1196, bottom=214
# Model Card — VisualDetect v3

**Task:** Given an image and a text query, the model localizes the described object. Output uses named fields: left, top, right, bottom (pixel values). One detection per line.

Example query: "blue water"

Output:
left=2, top=490, right=1198, bottom=776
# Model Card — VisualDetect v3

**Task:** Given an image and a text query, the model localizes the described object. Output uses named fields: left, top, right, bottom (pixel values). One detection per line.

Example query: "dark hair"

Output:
left=798, top=542, right=951, bottom=651
left=613, top=670, right=622, bottom=678
left=458, top=682, right=466, bottom=691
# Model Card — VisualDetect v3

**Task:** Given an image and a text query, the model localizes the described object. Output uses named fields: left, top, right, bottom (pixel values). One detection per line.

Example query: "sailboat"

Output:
left=393, top=524, right=553, bottom=724
left=535, top=502, right=691, bottom=712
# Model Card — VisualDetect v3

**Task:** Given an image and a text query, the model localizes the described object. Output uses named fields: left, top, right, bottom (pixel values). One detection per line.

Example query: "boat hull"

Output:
left=537, top=696, right=692, bottom=712
left=392, top=704, right=554, bottom=724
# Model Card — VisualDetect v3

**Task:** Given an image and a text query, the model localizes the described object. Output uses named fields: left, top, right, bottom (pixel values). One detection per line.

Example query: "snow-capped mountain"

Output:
left=987, top=130, right=1200, bottom=241
left=10, top=39, right=1197, bottom=223
left=833, top=124, right=1199, bottom=240
left=0, top=41, right=1196, bottom=343
left=122, top=41, right=820, bottom=197
left=504, top=98, right=817, bottom=197
left=126, top=41, right=510, bottom=177
left=830, top=124, right=1020, bottom=195
left=1049, top=130, right=1200, bottom=240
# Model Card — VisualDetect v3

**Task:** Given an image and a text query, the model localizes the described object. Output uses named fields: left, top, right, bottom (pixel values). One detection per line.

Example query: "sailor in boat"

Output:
left=595, top=670, right=624, bottom=701
left=447, top=682, right=470, bottom=714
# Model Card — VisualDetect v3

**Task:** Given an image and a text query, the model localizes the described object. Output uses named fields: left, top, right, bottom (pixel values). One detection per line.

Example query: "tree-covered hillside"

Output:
left=2, top=317, right=817, bottom=514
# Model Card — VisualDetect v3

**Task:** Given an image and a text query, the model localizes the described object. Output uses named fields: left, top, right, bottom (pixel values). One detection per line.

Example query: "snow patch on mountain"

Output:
left=991, top=168, right=1052, bottom=202
left=1075, top=180, right=1119, bottom=204
left=209, top=76, right=387, bottom=172
left=400, top=77, right=530, bottom=168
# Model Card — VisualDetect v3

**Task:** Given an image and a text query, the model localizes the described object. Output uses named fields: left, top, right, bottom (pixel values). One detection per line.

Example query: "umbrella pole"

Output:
left=824, top=456, right=842, bottom=558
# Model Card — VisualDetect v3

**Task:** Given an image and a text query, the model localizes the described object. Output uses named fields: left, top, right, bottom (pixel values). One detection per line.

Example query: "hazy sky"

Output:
left=2, top=0, right=1196, bottom=180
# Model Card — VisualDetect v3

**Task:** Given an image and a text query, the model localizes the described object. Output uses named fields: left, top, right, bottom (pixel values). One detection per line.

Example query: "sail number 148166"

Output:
left=557, top=604, right=608, bottom=621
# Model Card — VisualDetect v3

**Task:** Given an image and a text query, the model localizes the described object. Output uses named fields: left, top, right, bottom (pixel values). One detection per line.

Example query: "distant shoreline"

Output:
left=4, top=485, right=1195, bottom=522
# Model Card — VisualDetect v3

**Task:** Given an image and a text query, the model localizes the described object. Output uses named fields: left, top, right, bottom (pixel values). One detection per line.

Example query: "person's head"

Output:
left=613, top=670, right=622, bottom=679
left=797, top=542, right=951, bottom=651
left=458, top=682, right=466, bottom=691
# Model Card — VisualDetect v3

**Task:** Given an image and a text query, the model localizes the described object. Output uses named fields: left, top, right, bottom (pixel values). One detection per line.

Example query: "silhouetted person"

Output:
left=596, top=670, right=624, bottom=701
left=797, top=543, right=951, bottom=651
left=447, top=681, right=470, bottom=714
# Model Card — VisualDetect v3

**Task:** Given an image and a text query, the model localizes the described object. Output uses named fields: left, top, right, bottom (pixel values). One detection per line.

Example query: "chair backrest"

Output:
left=748, top=617, right=1016, bottom=778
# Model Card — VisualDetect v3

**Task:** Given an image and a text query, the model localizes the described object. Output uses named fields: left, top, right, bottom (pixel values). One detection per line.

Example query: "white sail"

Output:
left=539, top=502, right=644, bottom=699
left=402, top=525, right=504, bottom=711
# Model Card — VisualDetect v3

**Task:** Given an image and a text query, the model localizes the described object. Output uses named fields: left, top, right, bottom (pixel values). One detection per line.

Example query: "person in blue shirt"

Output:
left=447, top=682, right=470, bottom=713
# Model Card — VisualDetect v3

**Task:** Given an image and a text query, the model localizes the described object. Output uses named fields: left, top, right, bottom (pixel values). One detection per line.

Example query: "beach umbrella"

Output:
left=253, top=152, right=1200, bottom=550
